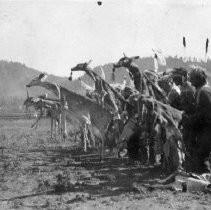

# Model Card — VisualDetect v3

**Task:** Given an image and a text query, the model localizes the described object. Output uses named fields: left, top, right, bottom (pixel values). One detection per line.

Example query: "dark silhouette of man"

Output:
left=189, top=66, right=211, bottom=170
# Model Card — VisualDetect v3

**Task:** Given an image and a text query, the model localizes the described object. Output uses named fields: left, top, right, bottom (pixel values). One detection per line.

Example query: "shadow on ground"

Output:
left=0, top=146, right=165, bottom=201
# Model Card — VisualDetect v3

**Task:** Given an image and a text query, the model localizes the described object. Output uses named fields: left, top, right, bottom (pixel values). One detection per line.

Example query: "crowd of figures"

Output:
left=24, top=54, right=211, bottom=173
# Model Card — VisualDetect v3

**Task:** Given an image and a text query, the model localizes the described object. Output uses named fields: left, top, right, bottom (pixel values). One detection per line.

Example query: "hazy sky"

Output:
left=0, top=0, right=211, bottom=76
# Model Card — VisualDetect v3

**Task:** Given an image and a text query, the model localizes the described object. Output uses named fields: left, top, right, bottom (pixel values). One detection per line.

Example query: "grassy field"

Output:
left=0, top=119, right=210, bottom=210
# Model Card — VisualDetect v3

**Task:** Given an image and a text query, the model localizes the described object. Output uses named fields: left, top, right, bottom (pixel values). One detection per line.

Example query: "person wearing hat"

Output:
left=189, top=66, right=211, bottom=170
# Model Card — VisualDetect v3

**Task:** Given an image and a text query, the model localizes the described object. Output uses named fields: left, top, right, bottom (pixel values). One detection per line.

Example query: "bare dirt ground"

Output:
left=0, top=119, right=210, bottom=210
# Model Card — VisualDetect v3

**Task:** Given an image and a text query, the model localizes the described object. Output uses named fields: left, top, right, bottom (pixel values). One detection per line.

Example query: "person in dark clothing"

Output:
left=180, top=81, right=195, bottom=114
left=169, top=67, right=195, bottom=112
left=189, top=66, right=211, bottom=170
left=170, top=68, right=196, bottom=152
left=166, top=69, right=183, bottom=110
left=171, top=68, right=195, bottom=111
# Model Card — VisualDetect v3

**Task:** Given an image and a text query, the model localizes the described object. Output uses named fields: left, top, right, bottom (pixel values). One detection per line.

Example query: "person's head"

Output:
left=158, top=75, right=172, bottom=93
left=171, top=67, right=188, bottom=86
left=172, top=75, right=183, bottom=86
left=189, top=65, right=207, bottom=89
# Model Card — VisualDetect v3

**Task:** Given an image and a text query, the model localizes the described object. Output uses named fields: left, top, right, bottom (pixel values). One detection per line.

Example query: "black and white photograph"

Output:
left=0, top=0, right=211, bottom=209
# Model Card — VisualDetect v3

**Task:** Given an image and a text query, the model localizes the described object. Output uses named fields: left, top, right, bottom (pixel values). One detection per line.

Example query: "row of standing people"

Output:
left=164, top=66, right=211, bottom=170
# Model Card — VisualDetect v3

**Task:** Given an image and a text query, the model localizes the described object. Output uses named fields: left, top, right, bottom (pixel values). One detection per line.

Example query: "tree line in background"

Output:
left=0, top=56, right=210, bottom=113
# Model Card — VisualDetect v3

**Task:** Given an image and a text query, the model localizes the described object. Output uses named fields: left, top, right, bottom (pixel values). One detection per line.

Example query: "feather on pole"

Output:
left=206, top=38, right=209, bottom=54
left=154, top=54, right=158, bottom=73
left=152, top=49, right=166, bottom=66
left=152, top=49, right=166, bottom=73
left=183, top=36, right=186, bottom=48
left=182, top=36, right=187, bottom=62
left=205, top=38, right=209, bottom=62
